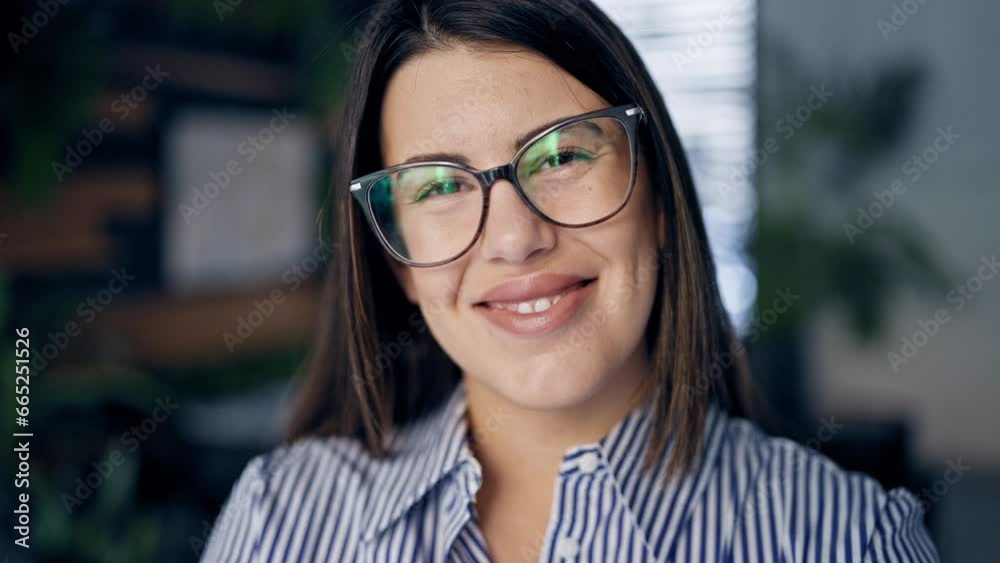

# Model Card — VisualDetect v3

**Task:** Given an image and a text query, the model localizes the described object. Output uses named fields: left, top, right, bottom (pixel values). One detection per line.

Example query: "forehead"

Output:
left=379, top=45, right=608, bottom=169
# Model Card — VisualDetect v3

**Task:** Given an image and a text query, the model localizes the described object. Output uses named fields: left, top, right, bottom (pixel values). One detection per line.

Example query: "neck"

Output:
left=463, top=350, right=650, bottom=491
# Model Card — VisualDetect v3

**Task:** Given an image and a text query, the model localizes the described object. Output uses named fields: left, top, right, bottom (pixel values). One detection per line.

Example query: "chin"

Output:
left=481, top=353, right=611, bottom=410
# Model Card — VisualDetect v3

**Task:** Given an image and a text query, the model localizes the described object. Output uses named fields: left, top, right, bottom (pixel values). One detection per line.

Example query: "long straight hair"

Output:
left=288, top=0, right=751, bottom=477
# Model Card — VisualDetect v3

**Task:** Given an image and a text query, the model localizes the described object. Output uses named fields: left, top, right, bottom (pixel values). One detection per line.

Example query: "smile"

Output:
left=474, top=276, right=597, bottom=336
left=481, top=283, right=581, bottom=314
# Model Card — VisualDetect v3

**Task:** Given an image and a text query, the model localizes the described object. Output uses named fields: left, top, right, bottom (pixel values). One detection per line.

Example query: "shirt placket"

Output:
left=539, top=446, right=614, bottom=562
left=441, top=461, right=489, bottom=563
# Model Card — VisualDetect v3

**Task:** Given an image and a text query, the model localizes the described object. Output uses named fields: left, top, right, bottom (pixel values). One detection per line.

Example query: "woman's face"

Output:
left=380, top=45, right=663, bottom=410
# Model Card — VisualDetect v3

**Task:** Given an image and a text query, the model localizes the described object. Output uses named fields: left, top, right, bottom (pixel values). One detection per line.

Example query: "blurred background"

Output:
left=0, top=0, right=996, bottom=561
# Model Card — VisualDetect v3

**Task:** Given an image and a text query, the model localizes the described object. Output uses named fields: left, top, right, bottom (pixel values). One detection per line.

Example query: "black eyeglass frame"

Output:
left=349, top=103, right=646, bottom=267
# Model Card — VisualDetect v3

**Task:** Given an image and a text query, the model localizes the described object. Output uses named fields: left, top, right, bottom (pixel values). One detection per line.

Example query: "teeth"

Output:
left=532, top=297, right=553, bottom=313
left=491, top=292, right=564, bottom=314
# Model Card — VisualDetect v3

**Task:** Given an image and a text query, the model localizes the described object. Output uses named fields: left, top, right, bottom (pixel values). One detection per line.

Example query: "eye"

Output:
left=526, top=149, right=595, bottom=177
left=537, top=149, right=592, bottom=171
left=412, top=178, right=472, bottom=202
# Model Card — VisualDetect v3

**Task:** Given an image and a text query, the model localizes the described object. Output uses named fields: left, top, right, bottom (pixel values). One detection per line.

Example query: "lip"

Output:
left=473, top=273, right=597, bottom=337
left=474, top=273, right=595, bottom=304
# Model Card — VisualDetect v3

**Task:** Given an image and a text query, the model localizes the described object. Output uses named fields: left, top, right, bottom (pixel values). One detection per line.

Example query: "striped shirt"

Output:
left=202, top=379, right=939, bottom=562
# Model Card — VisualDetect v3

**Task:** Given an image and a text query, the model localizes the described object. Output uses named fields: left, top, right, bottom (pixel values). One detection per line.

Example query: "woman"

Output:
left=204, top=1, right=939, bottom=561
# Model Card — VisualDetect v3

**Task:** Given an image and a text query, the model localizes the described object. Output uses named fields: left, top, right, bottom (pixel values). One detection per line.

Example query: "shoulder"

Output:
left=198, top=389, right=465, bottom=562
left=708, top=414, right=939, bottom=562
left=201, top=435, right=375, bottom=563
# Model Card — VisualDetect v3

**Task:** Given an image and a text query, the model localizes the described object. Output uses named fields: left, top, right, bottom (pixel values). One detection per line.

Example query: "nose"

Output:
left=478, top=180, right=557, bottom=264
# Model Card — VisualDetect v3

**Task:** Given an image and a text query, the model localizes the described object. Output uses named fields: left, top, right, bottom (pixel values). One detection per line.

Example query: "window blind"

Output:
left=595, top=0, right=758, bottom=330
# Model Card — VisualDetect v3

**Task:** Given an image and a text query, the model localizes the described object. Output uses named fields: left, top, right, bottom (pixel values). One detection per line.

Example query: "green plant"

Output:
left=755, top=42, right=949, bottom=341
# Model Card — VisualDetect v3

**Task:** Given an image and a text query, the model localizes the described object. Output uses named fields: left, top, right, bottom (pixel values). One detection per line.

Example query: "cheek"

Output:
left=594, top=178, right=662, bottom=325
left=410, top=266, right=465, bottom=324
left=409, top=266, right=481, bottom=371
left=594, top=175, right=660, bottom=265
left=607, top=246, right=661, bottom=318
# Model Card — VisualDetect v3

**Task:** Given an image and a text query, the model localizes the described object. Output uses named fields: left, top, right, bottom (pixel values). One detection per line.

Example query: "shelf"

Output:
left=0, top=169, right=156, bottom=273
left=82, top=283, right=322, bottom=367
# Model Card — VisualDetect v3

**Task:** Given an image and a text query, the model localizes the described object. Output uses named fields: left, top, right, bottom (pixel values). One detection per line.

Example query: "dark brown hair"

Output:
left=288, top=0, right=751, bottom=477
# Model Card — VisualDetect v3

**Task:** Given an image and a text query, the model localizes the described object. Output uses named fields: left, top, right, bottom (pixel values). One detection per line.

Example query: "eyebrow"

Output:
left=398, top=112, right=590, bottom=167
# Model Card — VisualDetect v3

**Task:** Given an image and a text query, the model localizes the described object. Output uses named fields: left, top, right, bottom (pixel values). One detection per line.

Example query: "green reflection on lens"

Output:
left=371, top=176, right=393, bottom=207
left=523, top=130, right=561, bottom=175
left=402, top=166, right=461, bottom=203
left=435, top=166, right=458, bottom=199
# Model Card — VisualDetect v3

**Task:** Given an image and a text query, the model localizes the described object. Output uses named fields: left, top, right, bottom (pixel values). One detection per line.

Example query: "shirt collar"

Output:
left=359, top=378, right=727, bottom=553
left=361, top=379, right=479, bottom=543
left=596, top=400, right=728, bottom=560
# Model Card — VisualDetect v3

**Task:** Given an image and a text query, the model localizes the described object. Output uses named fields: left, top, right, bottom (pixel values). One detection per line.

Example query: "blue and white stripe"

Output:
left=202, top=379, right=939, bottom=562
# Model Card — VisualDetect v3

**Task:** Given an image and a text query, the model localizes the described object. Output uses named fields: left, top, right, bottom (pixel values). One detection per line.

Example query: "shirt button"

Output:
left=577, top=452, right=599, bottom=474
left=555, top=536, right=580, bottom=559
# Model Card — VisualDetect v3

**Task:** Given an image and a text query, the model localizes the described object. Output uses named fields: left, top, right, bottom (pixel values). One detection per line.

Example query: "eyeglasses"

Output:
left=349, top=104, right=646, bottom=267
